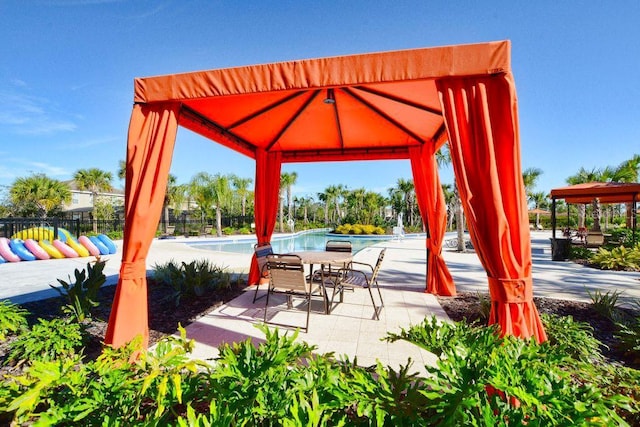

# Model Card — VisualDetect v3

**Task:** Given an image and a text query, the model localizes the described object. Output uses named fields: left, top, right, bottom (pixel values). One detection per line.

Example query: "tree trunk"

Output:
left=591, top=198, right=601, bottom=231
left=92, top=192, right=98, bottom=234
left=216, top=207, right=223, bottom=237
left=279, top=193, right=284, bottom=232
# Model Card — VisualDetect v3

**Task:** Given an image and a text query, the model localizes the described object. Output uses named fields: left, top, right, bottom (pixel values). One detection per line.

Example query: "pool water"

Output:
left=187, top=231, right=390, bottom=255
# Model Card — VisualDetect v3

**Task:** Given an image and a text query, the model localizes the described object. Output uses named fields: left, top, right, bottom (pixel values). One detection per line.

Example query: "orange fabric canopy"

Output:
left=106, top=40, right=546, bottom=348
left=550, top=182, right=640, bottom=204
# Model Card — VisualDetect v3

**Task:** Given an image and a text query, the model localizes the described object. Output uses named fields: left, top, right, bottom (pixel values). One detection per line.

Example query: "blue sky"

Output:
left=1, top=1, right=639, bottom=202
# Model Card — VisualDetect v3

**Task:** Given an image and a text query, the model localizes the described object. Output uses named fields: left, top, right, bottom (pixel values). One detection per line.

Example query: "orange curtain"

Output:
left=410, top=144, right=455, bottom=295
left=105, top=103, right=180, bottom=348
left=437, top=75, right=547, bottom=343
left=248, top=149, right=282, bottom=285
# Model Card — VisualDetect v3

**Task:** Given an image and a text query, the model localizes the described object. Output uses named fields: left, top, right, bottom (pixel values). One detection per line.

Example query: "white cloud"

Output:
left=0, top=91, right=77, bottom=135
left=57, top=136, right=120, bottom=150
left=24, top=161, right=69, bottom=177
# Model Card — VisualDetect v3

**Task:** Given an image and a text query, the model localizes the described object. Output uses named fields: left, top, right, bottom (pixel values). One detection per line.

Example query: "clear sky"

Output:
left=1, top=1, right=638, bottom=201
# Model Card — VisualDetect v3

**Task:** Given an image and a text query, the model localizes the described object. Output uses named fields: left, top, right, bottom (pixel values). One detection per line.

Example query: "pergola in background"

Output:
left=550, top=182, right=640, bottom=240
left=105, top=40, right=547, bottom=348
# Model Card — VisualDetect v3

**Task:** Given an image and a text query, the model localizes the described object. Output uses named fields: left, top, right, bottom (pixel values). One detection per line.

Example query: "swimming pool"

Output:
left=186, top=230, right=392, bottom=255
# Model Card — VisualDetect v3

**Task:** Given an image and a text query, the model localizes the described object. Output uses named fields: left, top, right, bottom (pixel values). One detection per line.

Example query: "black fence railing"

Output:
left=1, top=215, right=256, bottom=240
left=0, top=218, right=81, bottom=239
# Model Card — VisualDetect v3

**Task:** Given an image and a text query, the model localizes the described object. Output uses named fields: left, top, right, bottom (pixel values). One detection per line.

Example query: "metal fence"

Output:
left=1, top=215, right=255, bottom=239
left=0, top=218, right=81, bottom=239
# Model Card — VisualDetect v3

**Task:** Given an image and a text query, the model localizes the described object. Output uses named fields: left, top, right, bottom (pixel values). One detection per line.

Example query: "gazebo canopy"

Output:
left=105, top=40, right=547, bottom=348
left=550, top=182, right=640, bottom=204
left=133, top=41, right=512, bottom=162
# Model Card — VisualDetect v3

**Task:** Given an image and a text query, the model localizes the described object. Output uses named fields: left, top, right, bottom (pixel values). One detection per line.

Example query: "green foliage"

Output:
left=1, top=317, right=638, bottom=425
left=591, top=245, right=640, bottom=271
left=541, top=313, right=603, bottom=363
left=334, top=223, right=385, bottom=235
left=6, top=318, right=84, bottom=365
left=50, top=258, right=107, bottom=322
left=106, top=230, right=123, bottom=240
left=615, top=313, right=640, bottom=365
left=476, top=292, right=492, bottom=323
left=0, top=300, right=28, bottom=342
left=569, top=245, right=594, bottom=261
left=152, top=259, right=232, bottom=306
left=386, top=316, right=632, bottom=425
left=610, top=229, right=640, bottom=247
left=588, top=288, right=622, bottom=321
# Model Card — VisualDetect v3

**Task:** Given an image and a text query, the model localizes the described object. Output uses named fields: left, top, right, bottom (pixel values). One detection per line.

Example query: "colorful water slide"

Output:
left=0, top=254, right=5, bottom=264
left=24, top=238, right=50, bottom=260
left=9, top=239, right=37, bottom=261
left=39, top=240, right=65, bottom=259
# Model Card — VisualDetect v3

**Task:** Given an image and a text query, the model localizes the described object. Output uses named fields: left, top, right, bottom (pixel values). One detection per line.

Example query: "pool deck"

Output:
left=2, top=231, right=639, bottom=375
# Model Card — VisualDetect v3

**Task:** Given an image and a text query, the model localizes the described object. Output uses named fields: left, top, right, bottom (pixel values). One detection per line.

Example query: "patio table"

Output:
left=289, top=250, right=353, bottom=314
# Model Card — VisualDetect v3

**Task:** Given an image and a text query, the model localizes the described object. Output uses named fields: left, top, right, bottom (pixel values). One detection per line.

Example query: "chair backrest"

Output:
left=370, top=248, right=386, bottom=280
left=325, top=240, right=352, bottom=253
left=254, top=243, right=274, bottom=277
left=266, top=254, right=308, bottom=292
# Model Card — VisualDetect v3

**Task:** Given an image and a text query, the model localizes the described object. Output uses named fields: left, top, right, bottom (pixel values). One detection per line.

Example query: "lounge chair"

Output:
left=252, top=242, right=273, bottom=303
left=263, top=254, right=325, bottom=332
left=334, top=248, right=385, bottom=320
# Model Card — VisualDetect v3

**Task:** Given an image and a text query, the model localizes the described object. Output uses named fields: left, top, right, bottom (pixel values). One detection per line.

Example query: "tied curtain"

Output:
left=248, top=149, right=282, bottom=285
left=409, top=144, right=455, bottom=295
left=437, top=75, right=547, bottom=343
left=105, top=103, right=180, bottom=348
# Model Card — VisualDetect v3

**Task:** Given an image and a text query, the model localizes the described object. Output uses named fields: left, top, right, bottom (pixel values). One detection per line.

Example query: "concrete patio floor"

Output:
left=2, top=230, right=639, bottom=375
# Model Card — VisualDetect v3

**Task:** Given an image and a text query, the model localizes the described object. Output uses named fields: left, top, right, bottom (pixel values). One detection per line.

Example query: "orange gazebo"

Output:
left=106, top=40, right=547, bottom=347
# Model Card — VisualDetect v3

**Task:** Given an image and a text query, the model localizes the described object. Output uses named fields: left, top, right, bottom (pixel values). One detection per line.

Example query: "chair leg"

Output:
left=366, top=285, right=381, bottom=320
left=252, top=282, right=261, bottom=303
left=263, top=288, right=271, bottom=323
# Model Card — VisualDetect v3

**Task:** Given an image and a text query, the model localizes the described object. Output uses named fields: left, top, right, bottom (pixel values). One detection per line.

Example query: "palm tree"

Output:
left=231, top=175, right=253, bottom=217
left=162, top=174, right=178, bottom=234
left=117, top=160, right=126, bottom=181
left=210, top=174, right=233, bottom=237
left=528, top=191, right=549, bottom=229
left=522, top=167, right=543, bottom=198
left=189, top=172, right=216, bottom=231
left=614, top=154, right=640, bottom=228
left=9, top=173, right=71, bottom=217
left=278, top=172, right=295, bottom=232
left=437, top=145, right=468, bottom=251
left=73, top=168, right=113, bottom=233
left=279, top=172, right=298, bottom=231
left=395, top=178, right=415, bottom=227
left=317, top=191, right=329, bottom=225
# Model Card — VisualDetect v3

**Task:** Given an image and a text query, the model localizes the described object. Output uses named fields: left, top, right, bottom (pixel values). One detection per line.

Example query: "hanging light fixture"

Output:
left=323, top=88, right=335, bottom=104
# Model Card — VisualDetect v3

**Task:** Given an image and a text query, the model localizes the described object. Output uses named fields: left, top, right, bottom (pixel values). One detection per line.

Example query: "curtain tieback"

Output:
left=120, top=260, right=147, bottom=280
left=487, top=277, right=533, bottom=303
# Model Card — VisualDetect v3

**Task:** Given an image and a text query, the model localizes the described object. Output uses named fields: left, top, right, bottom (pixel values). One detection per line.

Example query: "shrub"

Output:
left=0, top=301, right=28, bottom=342
left=591, top=245, right=640, bottom=271
left=386, top=316, right=632, bottom=425
left=6, top=318, right=85, bottom=365
left=152, top=259, right=231, bottom=306
left=333, top=223, right=386, bottom=235
left=569, top=245, right=594, bottom=261
left=50, top=258, right=107, bottom=323
left=588, top=288, right=623, bottom=321
left=541, top=313, right=603, bottom=363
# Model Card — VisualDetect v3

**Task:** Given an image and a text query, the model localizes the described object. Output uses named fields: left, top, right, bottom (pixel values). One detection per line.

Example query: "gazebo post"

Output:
left=551, top=198, right=556, bottom=239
